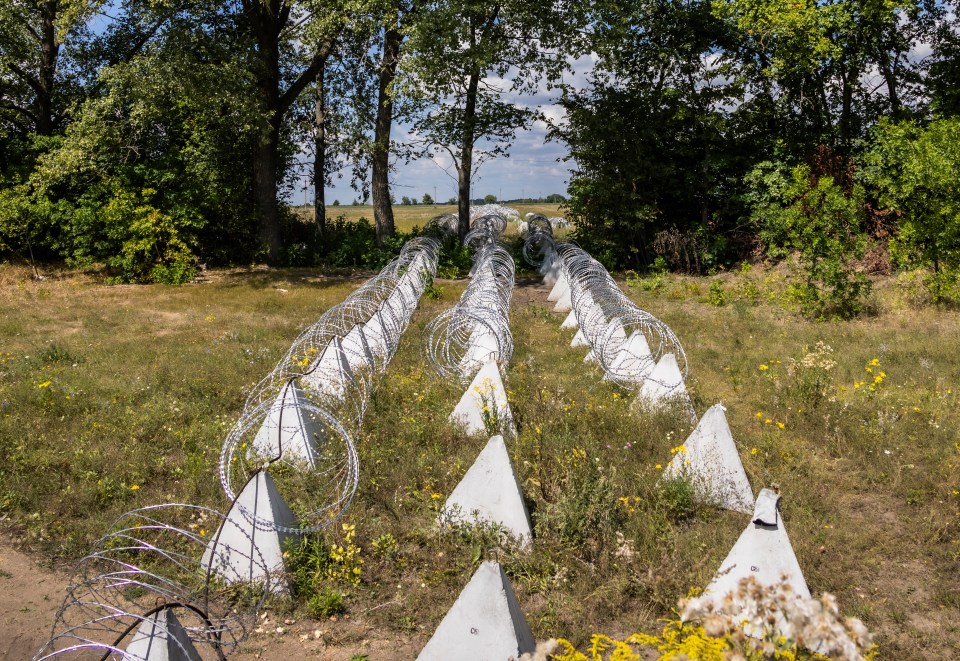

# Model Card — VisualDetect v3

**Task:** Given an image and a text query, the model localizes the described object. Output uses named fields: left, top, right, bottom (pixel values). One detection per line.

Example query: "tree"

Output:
left=422, top=192, right=433, bottom=204
left=749, top=160, right=869, bottom=318
left=241, top=0, right=360, bottom=262
left=401, top=0, right=582, bottom=241
left=552, top=0, right=745, bottom=269
left=483, top=193, right=496, bottom=204
left=0, top=0, right=104, bottom=139
left=860, top=117, right=960, bottom=299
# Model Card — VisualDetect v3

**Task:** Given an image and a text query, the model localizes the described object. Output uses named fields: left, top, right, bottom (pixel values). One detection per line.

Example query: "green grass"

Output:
left=0, top=262, right=957, bottom=657
left=294, top=203, right=566, bottom=234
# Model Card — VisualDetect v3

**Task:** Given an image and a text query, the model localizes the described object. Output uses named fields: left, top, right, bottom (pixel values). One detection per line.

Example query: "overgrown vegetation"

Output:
left=0, top=264, right=957, bottom=657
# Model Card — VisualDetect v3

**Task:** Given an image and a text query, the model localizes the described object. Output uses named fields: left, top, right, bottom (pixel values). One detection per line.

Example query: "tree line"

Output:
left=1, top=0, right=579, bottom=282
left=555, top=0, right=960, bottom=314
left=2, top=0, right=959, bottom=309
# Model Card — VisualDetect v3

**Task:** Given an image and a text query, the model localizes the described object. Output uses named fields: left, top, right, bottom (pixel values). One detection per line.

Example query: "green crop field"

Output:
left=0, top=263, right=957, bottom=658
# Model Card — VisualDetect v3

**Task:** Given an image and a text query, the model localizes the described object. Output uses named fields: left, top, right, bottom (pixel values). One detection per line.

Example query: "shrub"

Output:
left=860, top=117, right=960, bottom=303
left=748, top=161, right=870, bottom=319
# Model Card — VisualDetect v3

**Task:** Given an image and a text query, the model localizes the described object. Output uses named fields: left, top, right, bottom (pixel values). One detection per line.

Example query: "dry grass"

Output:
left=0, top=262, right=957, bottom=658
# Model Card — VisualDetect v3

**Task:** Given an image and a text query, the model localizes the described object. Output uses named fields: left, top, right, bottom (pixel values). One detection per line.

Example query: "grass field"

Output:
left=0, top=262, right=958, bottom=658
left=295, top=203, right=566, bottom=234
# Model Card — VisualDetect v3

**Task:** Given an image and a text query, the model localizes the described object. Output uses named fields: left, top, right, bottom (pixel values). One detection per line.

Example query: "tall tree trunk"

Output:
left=253, top=21, right=283, bottom=263
left=255, top=115, right=283, bottom=261
left=372, top=26, right=402, bottom=247
left=876, top=47, right=902, bottom=116
left=244, top=0, right=336, bottom=263
left=313, top=58, right=327, bottom=235
left=36, top=0, right=59, bottom=135
left=457, top=70, right=481, bottom=242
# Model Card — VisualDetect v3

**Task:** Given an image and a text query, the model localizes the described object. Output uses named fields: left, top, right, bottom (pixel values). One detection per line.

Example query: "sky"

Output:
left=292, top=54, right=599, bottom=205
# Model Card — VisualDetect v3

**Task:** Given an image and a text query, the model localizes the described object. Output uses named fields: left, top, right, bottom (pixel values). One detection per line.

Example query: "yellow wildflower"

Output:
left=130, top=484, right=140, bottom=491
left=37, top=381, right=51, bottom=389
left=776, top=422, right=785, bottom=429
left=755, top=411, right=763, bottom=418
left=869, top=358, right=880, bottom=366
left=758, top=364, right=769, bottom=371
left=430, top=492, right=442, bottom=500
left=751, top=448, right=758, bottom=455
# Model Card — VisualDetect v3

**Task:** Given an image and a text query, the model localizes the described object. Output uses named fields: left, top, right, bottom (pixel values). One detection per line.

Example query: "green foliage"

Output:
left=750, top=161, right=870, bottom=318
left=307, top=588, right=346, bottom=618
left=860, top=117, right=960, bottom=302
left=707, top=280, right=726, bottom=306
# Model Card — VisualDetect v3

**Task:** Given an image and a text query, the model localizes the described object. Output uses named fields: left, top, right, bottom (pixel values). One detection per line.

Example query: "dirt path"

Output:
left=0, top=545, right=66, bottom=660
left=0, top=539, right=422, bottom=660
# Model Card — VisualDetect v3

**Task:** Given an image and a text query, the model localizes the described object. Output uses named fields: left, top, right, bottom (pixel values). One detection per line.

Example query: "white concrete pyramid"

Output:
left=450, top=359, right=515, bottom=437
left=459, top=324, right=501, bottom=379
left=441, top=435, right=532, bottom=548
left=341, top=323, right=375, bottom=374
left=300, top=336, right=354, bottom=402
left=635, top=353, right=693, bottom=415
left=363, top=311, right=392, bottom=361
left=250, top=381, right=323, bottom=465
left=546, top=273, right=568, bottom=302
left=571, top=328, right=589, bottom=348
left=552, top=287, right=573, bottom=313
left=663, top=404, right=753, bottom=514
left=560, top=309, right=579, bottom=330
left=201, top=470, right=298, bottom=592
left=604, top=330, right=654, bottom=383
left=699, top=490, right=810, bottom=637
left=417, top=561, right=535, bottom=661
left=584, top=348, right=598, bottom=364
left=125, top=609, right=202, bottom=661
left=541, top=257, right=561, bottom=286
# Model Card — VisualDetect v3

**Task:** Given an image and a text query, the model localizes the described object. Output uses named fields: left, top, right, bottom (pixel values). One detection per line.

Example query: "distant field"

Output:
left=295, top=203, right=567, bottom=234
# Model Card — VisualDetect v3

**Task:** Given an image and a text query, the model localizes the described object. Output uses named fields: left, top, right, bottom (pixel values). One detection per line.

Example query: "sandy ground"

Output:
left=0, top=539, right=423, bottom=660
left=0, top=545, right=66, bottom=660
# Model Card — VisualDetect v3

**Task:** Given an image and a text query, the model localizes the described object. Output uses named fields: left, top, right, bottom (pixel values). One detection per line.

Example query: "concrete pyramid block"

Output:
left=663, top=404, right=753, bottom=514
left=341, top=323, right=375, bottom=374
left=546, top=273, right=568, bottom=302
left=699, top=490, right=810, bottom=637
left=584, top=348, right=598, bottom=364
left=125, top=609, right=202, bottom=661
left=571, top=328, right=589, bottom=348
left=635, top=353, right=694, bottom=419
left=251, top=381, right=323, bottom=465
left=560, top=309, right=579, bottom=330
left=450, top=359, right=515, bottom=437
left=441, top=435, right=532, bottom=548
left=202, top=470, right=298, bottom=592
left=417, top=561, right=535, bottom=661
left=604, top=330, right=653, bottom=383
left=363, top=311, right=392, bottom=361
left=552, top=287, right=573, bottom=313
left=300, top=336, right=354, bottom=402
left=459, top=324, right=501, bottom=379
left=541, top=259, right=561, bottom=287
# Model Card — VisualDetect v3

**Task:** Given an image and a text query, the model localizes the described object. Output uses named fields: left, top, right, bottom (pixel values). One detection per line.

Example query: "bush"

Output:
left=860, top=117, right=960, bottom=303
left=748, top=161, right=870, bottom=319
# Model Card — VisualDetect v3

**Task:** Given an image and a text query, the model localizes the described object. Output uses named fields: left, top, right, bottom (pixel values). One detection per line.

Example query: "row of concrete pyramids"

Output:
left=415, top=405, right=810, bottom=657
left=411, top=260, right=812, bottom=658
left=40, top=245, right=444, bottom=661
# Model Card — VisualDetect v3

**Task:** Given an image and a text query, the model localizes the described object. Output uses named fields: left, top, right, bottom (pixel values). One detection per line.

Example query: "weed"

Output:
left=707, top=279, right=726, bottom=306
left=307, top=588, right=346, bottom=618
